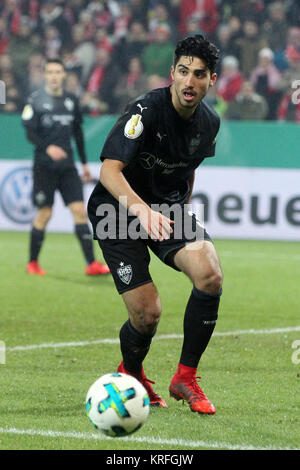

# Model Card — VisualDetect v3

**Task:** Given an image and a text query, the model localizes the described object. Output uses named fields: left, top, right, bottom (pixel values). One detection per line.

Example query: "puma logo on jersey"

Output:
left=137, top=103, right=148, bottom=113
left=156, top=131, right=167, bottom=142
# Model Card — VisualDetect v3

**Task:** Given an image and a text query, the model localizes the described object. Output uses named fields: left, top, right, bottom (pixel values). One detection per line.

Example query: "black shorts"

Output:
left=88, top=202, right=212, bottom=294
left=32, top=165, right=83, bottom=208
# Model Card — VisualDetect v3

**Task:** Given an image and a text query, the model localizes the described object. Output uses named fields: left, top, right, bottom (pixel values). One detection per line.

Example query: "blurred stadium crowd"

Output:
left=1, top=0, right=300, bottom=121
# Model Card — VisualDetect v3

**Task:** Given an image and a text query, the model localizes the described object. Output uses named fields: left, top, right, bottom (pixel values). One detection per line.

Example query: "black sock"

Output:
left=29, top=227, right=45, bottom=262
left=179, top=287, right=222, bottom=368
left=74, top=224, right=95, bottom=265
left=119, top=320, right=154, bottom=374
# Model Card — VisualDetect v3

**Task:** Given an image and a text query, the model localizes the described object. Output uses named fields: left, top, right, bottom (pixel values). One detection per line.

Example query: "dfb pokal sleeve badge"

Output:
left=124, top=114, right=143, bottom=139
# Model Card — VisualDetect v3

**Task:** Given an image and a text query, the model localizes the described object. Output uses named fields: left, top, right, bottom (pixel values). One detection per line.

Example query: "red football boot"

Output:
left=85, top=261, right=110, bottom=275
left=26, top=261, right=46, bottom=276
left=117, top=361, right=168, bottom=408
left=169, top=364, right=216, bottom=414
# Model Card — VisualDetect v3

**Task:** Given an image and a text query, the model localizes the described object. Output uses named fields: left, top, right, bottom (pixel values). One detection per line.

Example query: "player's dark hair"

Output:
left=174, top=35, right=220, bottom=75
left=44, top=58, right=65, bottom=70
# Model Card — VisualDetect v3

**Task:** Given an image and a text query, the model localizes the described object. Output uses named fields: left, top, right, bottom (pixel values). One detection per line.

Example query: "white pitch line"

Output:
left=5, top=326, right=300, bottom=353
left=0, top=427, right=296, bottom=451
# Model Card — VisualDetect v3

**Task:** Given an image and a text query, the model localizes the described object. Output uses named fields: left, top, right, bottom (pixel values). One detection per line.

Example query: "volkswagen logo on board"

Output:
left=0, top=167, right=35, bottom=224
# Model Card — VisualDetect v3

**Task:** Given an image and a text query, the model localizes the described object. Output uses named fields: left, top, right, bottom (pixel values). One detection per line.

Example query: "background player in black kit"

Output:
left=88, top=35, right=222, bottom=414
left=22, top=58, right=110, bottom=276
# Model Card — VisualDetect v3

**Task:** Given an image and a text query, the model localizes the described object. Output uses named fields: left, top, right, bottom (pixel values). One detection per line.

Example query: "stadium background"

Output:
left=1, top=0, right=300, bottom=240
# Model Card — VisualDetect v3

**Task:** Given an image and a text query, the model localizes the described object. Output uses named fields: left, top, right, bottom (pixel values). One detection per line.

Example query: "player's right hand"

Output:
left=46, top=145, right=68, bottom=161
left=139, top=208, right=174, bottom=242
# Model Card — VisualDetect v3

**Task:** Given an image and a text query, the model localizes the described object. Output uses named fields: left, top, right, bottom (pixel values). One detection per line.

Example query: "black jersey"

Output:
left=90, top=86, right=220, bottom=207
left=22, top=87, right=85, bottom=168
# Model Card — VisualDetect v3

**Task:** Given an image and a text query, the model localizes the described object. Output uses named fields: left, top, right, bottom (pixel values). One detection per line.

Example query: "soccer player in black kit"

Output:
left=22, top=58, right=110, bottom=276
left=88, top=36, right=223, bottom=414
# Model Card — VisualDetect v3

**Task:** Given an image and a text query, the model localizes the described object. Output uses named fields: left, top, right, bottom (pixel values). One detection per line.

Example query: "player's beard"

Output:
left=174, top=84, right=202, bottom=112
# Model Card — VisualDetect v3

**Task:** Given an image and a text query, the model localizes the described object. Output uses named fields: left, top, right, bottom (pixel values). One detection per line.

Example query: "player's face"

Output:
left=44, top=63, right=66, bottom=94
left=171, top=56, right=217, bottom=118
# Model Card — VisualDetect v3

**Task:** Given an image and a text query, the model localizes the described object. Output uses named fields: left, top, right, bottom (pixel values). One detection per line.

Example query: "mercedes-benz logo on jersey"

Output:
left=139, top=152, right=156, bottom=170
left=117, top=262, right=133, bottom=285
left=0, top=167, right=35, bottom=224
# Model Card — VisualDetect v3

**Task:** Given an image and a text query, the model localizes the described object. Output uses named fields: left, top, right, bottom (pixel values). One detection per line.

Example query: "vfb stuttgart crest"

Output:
left=117, top=262, right=133, bottom=285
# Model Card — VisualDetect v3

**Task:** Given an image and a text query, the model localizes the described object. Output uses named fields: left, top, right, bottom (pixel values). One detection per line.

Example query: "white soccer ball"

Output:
left=85, top=372, right=150, bottom=437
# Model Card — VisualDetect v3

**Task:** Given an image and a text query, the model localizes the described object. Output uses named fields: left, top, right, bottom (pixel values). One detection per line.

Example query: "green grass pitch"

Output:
left=0, top=231, right=299, bottom=450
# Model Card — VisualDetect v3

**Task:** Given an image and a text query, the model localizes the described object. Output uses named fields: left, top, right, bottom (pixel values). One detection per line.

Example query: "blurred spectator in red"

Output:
left=86, top=47, right=120, bottom=113
left=0, top=0, right=22, bottom=36
left=78, top=10, right=96, bottom=41
left=178, top=0, right=219, bottom=38
left=114, top=56, right=148, bottom=112
left=286, top=27, right=300, bottom=54
left=113, top=2, right=131, bottom=42
left=20, top=0, right=40, bottom=29
left=86, top=0, right=114, bottom=30
left=235, top=19, right=268, bottom=78
left=94, top=27, right=113, bottom=53
left=225, top=80, right=268, bottom=121
left=0, top=18, right=8, bottom=56
left=277, top=84, right=300, bottom=123
left=217, top=55, right=243, bottom=102
left=250, top=47, right=282, bottom=120
left=142, top=24, right=174, bottom=79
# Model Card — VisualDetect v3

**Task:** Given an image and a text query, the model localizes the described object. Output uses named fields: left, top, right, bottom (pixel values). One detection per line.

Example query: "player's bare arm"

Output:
left=46, top=144, right=67, bottom=161
left=100, top=159, right=173, bottom=241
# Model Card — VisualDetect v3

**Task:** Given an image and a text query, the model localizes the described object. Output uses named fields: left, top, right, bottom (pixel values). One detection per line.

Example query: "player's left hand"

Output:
left=81, top=164, right=93, bottom=183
